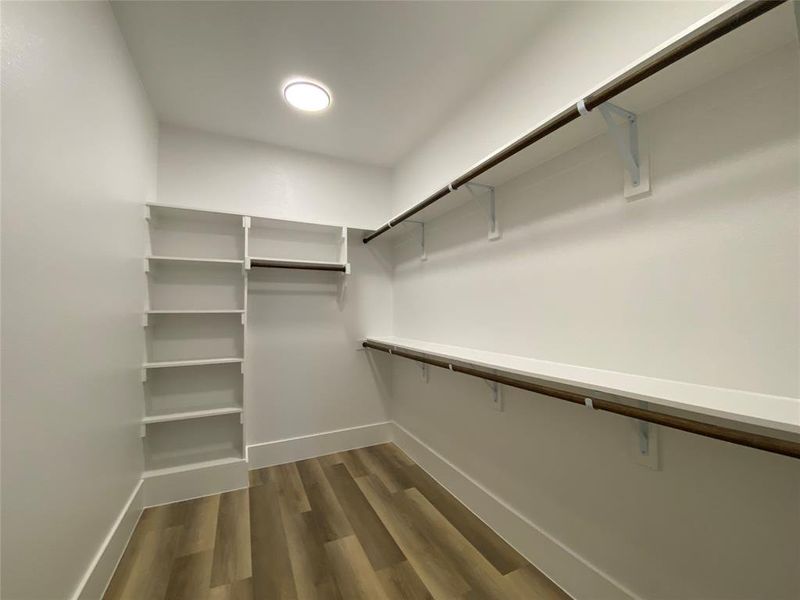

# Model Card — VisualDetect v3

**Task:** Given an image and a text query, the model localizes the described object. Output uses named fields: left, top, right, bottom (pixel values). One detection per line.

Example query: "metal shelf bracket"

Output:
left=598, top=102, right=640, bottom=184
left=595, top=102, right=651, bottom=199
left=638, top=421, right=651, bottom=455
left=633, top=419, right=660, bottom=470
left=408, top=221, right=427, bottom=262
left=464, top=183, right=500, bottom=240
left=419, top=362, right=429, bottom=383
left=484, top=380, right=503, bottom=412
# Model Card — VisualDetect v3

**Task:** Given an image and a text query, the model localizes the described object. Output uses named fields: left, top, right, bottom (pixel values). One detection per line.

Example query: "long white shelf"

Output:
left=146, top=201, right=374, bottom=232
left=146, top=255, right=244, bottom=265
left=142, top=456, right=246, bottom=479
left=142, top=407, right=243, bottom=425
left=145, top=309, right=245, bottom=315
left=143, top=357, right=243, bottom=369
left=364, top=336, right=800, bottom=436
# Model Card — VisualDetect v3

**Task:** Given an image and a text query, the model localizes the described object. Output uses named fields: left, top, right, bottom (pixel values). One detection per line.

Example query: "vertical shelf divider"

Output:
left=241, top=215, right=250, bottom=461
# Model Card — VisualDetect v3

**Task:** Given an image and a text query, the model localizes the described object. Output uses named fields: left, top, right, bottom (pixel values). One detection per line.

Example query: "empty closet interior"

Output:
left=2, top=1, right=799, bottom=599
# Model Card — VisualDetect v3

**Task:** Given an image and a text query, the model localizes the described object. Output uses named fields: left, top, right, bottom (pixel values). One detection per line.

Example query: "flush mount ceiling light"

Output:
left=282, top=79, right=331, bottom=112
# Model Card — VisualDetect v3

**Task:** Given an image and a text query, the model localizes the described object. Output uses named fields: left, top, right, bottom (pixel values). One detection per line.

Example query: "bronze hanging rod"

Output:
left=362, top=340, right=800, bottom=460
left=250, top=259, right=347, bottom=272
left=362, top=0, right=786, bottom=244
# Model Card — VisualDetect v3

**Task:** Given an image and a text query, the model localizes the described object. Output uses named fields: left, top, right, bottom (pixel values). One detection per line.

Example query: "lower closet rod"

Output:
left=362, top=341, right=800, bottom=460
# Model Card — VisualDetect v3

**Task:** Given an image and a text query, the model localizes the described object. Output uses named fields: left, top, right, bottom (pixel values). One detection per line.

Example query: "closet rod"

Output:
left=250, top=260, right=347, bottom=272
left=362, top=0, right=786, bottom=244
left=362, top=340, right=800, bottom=460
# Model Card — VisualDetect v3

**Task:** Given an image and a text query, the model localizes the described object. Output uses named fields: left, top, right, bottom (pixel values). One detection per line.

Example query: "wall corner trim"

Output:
left=71, top=479, right=144, bottom=600
left=390, top=421, right=642, bottom=600
left=247, top=421, right=393, bottom=470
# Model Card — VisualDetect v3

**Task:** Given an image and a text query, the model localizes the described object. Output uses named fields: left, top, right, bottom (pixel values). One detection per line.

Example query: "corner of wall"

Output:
left=72, top=481, right=144, bottom=600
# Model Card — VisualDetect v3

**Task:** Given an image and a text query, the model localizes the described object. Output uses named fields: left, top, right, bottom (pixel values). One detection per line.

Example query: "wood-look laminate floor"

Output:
left=105, top=443, right=569, bottom=600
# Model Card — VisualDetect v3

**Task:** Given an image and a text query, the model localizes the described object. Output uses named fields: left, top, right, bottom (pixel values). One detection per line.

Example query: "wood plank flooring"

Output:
left=105, top=443, right=569, bottom=600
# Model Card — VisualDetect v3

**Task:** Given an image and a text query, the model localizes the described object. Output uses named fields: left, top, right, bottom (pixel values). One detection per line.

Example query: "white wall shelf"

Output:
left=142, top=201, right=353, bottom=500
left=143, top=357, right=243, bottom=369
left=145, top=309, right=245, bottom=315
left=146, top=202, right=356, bottom=233
left=363, top=336, right=800, bottom=458
left=146, top=255, right=244, bottom=265
left=142, top=406, right=242, bottom=425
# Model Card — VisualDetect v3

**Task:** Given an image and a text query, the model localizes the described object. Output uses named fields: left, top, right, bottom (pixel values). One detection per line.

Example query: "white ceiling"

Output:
left=112, top=1, right=556, bottom=166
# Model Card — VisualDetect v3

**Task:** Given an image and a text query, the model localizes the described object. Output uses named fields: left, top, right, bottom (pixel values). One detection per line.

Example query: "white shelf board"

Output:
left=143, top=407, right=243, bottom=425
left=142, top=456, right=245, bottom=479
left=145, top=309, right=245, bottom=315
left=365, top=336, right=800, bottom=436
left=147, top=203, right=244, bottom=225
left=143, top=357, right=243, bottom=369
left=146, top=255, right=244, bottom=265
left=249, top=215, right=344, bottom=235
left=373, top=2, right=796, bottom=240
left=147, top=202, right=375, bottom=232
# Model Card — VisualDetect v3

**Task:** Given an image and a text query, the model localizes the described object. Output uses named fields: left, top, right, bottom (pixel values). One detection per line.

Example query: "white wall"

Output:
left=1, top=2, right=157, bottom=600
left=246, top=237, right=393, bottom=448
left=392, top=0, right=727, bottom=214
left=388, top=7, right=799, bottom=600
left=156, top=125, right=395, bottom=452
left=159, top=125, right=390, bottom=230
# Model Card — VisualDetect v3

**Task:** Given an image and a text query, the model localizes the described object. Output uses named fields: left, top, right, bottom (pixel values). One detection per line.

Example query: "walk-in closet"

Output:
left=2, top=1, right=798, bottom=599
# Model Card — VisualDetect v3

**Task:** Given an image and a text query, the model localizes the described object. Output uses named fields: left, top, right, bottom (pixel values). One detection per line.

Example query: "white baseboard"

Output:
left=390, top=422, right=640, bottom=600
left=247, top=421, right=393, bottom=470
left=72, top=480, right=143, bottom=600
left=143, top=459, right=249, bottom=507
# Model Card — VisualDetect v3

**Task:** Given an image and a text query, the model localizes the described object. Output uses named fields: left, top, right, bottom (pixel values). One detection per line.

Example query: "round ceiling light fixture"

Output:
left=282, top=79, right=331, bottom=112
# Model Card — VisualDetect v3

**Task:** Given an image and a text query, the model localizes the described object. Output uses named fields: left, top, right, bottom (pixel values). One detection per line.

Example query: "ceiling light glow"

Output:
left=283, top=80, right=331, bottom=112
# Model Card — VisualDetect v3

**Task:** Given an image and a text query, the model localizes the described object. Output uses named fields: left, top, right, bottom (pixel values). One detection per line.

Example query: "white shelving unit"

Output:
left=141, top=203, right=351, bottom=504
left=143, top=204, right=248, bottom=494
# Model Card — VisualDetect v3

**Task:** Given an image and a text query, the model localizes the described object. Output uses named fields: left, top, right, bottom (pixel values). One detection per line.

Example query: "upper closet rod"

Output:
left=362, top=0, right=786, bottom=244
